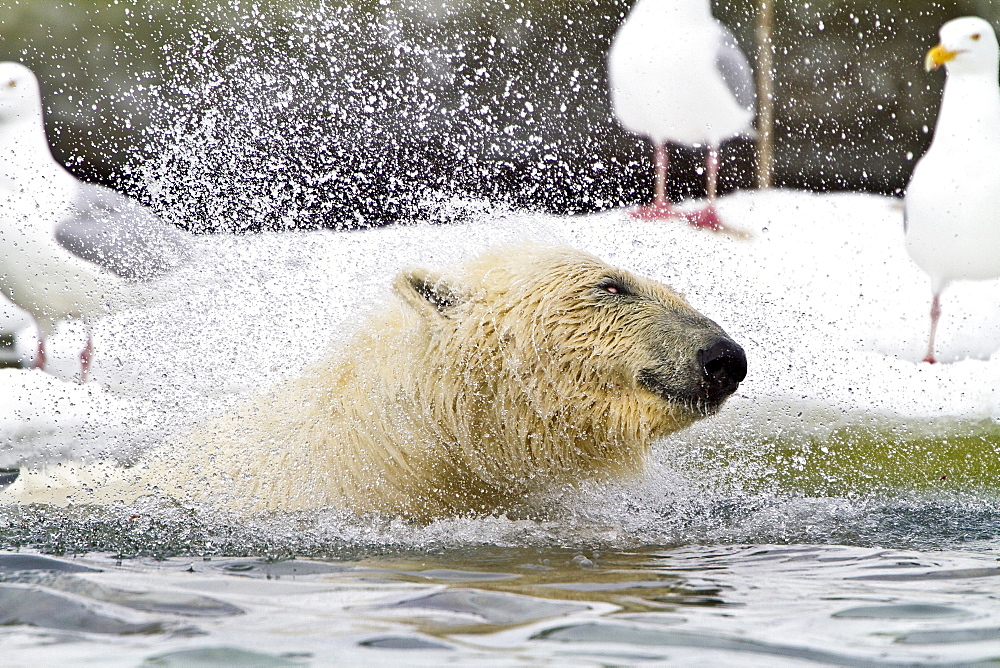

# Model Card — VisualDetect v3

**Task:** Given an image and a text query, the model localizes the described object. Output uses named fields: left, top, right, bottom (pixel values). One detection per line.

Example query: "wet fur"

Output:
left=4, top=244, right=735, bottom=518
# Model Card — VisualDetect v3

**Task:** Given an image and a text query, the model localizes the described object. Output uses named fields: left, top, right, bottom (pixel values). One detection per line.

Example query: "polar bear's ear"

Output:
left=394, top=268, right=467, bottom=318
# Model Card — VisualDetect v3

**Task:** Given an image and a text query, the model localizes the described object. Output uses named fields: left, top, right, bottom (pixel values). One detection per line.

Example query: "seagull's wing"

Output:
left=715, top=23, right=756, bottom=112
left=54, top=182, right=191, bottom=280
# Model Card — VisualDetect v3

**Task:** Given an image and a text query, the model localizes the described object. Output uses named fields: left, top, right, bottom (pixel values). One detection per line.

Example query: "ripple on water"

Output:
left=0, top=584, right=200, bottom=636
left=376, top=588, right=590, bottom=626
left=832, top=604, right=971, bottom=620
left=897, top=627, right=1000, bottom=645
left=357, top=636, right=454, bottom=650
left=533, top=622, right=893, bottom=668
left=140, top=646, right=307, bottom=667
left=0, top=553, right=101, bottom=573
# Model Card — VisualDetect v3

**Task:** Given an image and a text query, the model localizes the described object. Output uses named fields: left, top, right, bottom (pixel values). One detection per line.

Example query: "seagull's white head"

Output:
left=0, top=62, right=43, bottom=124
left=926, top=16, right=999, bottom=76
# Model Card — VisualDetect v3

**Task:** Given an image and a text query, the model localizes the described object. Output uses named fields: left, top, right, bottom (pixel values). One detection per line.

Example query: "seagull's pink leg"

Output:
left=923, top=293, right=941, bottom=364
left=706, top=144, right=720, bottom=202
left=685, top=144, right=726, bottom=231
left=653, top=142, right=669, bottom=208
left=79, top=330, right=94, bottom=384
left=632, top=143, right=680, bottom=220
left=34, top=337, right=46, bottom=371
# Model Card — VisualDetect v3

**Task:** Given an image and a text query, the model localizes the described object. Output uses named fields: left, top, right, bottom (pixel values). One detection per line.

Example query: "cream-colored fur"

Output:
left=3, top=244, right=739, bottom=518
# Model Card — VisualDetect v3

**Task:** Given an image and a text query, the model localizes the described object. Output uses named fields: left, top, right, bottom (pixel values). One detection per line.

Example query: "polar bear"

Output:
left=4, top=243, right=746, bottom=518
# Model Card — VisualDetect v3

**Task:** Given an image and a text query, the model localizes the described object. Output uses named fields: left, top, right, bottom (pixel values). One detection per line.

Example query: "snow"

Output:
left=2, top=189, right=999, bottom=469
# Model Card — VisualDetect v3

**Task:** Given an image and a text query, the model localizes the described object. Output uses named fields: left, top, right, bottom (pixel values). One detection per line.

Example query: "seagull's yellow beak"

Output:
left=925, top=44, right=958, bottom=71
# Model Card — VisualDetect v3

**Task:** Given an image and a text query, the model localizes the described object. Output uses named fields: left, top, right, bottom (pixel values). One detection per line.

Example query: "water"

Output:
left=1, top=539, right=1000, bottom=666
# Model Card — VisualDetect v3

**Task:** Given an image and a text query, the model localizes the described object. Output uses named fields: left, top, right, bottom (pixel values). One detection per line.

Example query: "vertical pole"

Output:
left=756, top=0, right=776, bottom=189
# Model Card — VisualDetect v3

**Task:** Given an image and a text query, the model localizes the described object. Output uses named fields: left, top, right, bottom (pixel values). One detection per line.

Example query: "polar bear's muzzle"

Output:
left=638, top=335, right=746, bottom=414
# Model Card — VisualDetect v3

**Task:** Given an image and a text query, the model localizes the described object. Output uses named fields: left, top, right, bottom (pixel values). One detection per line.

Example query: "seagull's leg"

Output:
left=632, top=142, right=678, bottom=219
left=686, top=144, right=726, bottom=231
left=34, top=337, right=46, bottom=371
left=653, top=142, right=669, bottom=208
left=706, top=144, right=720, bottom=201
left=923, top=293, right=941, bottom=364
left=79, top=330, right=94, bottom=384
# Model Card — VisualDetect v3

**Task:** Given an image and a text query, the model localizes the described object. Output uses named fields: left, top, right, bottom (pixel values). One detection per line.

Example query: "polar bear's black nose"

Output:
left=698, top=338, right=747, bottom=403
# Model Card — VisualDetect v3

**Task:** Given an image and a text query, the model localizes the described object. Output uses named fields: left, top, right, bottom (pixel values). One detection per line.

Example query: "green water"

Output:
left=683, top=420, right=1000, bottom=497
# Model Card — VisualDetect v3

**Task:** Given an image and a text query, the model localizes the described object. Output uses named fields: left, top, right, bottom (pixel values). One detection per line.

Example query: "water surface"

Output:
left=2, top=537, right=1000, bottom=666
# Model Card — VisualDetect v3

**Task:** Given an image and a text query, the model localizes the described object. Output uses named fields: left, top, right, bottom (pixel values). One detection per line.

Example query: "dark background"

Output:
left=1, top=0, right=996, bottom=232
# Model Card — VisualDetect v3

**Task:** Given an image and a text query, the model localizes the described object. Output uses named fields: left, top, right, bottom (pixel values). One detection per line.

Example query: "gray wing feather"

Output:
left=715, top=23, right=757, bottom=112
left=55, top=182, right=190, bottom=279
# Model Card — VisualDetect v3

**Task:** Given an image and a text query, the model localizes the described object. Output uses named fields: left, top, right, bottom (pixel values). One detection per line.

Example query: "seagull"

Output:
left=904, top=17, right=1000, bottom=364
left=0, top=61, right=190, bottom=382
left=607, top=0, right=756, bottom=231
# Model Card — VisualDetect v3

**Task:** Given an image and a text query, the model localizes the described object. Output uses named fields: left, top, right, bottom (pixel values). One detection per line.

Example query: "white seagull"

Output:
left=0, top=61, right=190, bottom=382
left=607, top=0, right=756, bottom=231
left=904, top=17, right=1000, bottom=364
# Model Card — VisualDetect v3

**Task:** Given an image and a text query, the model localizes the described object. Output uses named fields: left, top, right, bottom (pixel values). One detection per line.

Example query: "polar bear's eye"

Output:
left=597, top=278, right=632, bottom=296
